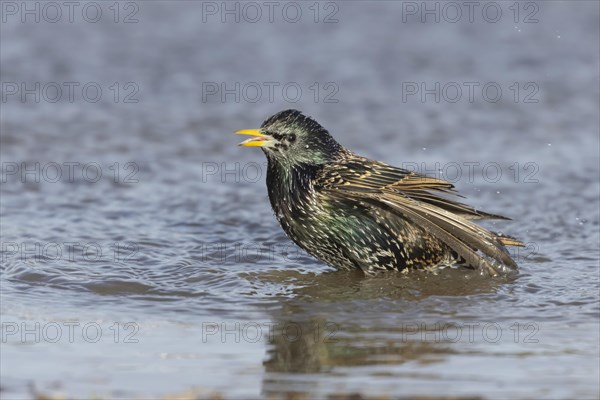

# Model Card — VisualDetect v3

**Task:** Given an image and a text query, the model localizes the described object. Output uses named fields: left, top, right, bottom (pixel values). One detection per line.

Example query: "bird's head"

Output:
left=235, top=109, right=342, bottom=167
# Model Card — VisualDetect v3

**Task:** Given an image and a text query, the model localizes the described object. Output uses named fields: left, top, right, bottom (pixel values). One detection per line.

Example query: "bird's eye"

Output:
left=288, top=133, right=296, bottom=142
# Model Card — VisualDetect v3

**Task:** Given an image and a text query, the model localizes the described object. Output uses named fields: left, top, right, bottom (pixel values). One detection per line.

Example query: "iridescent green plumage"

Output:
left=237, top=109, right=523, bottom=276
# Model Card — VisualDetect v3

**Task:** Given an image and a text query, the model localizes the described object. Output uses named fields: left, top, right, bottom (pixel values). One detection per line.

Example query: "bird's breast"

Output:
left=266, top=163, right=325, bottom=243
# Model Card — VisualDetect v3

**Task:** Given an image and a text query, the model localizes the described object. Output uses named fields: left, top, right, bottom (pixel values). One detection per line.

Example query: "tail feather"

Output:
left=496, top=235, right=525, bottom=247
left=370, top=194, right=521, bottom=275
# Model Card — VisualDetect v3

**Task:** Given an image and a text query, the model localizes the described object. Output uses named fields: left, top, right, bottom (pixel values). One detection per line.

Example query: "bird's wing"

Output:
left=315, top=155, right=523, bottom=275
left=317, top=154, right=507, bottom=220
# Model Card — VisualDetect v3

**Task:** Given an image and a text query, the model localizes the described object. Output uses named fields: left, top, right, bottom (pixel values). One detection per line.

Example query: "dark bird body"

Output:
left=236, top=110, right=523, bottom=276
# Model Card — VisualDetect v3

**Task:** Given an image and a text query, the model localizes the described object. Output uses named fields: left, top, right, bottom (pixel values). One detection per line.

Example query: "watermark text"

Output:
left=200, top=1, right=339, bottom=23
left=1, top=162, right=140, bottom=184
left=1, top=82, right=140, bottom=103
left=2, top=321, right=139, bottom=343
left=1, top=1, right=139, bottom=23
left=1, top=241, right=139, bottom=263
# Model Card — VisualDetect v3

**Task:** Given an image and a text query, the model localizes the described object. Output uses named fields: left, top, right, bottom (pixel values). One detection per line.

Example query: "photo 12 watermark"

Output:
left=401, top=81, right=540, bottom=104
left=1, top=162, right=140, bottom=184
left=1, top=241, right=139, bottom=263
left=1, top=82, right=140, bottom=104
left=1, top=1, right=140, bottom=24
left=1, top=321, right=140, bottom=344
left=400, top=1, right=540, bottom=24
left=202, top=321, right=339, bottom=344
left=200, top=1, right=339, bottom=23
left=397, top=321, right=540, bottom=344
left=201, top=81, right=339, bottom=104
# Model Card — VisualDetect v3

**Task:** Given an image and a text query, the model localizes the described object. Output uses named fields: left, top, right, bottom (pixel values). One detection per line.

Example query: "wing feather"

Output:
left=320, top=155, right=508, bottom=220
left=316, top=154, right=523, bottom=274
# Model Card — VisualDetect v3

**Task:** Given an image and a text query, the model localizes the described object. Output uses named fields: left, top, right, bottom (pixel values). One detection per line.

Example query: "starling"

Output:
left=235, top=109, right=524, bottom=276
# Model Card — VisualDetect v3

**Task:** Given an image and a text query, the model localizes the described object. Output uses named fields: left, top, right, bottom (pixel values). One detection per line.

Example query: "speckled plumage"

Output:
left=237, top=109, right=524, bottom=276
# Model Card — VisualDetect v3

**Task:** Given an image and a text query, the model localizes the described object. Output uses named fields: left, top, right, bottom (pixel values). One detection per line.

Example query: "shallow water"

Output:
left=1, top=1, right=599, bottom=399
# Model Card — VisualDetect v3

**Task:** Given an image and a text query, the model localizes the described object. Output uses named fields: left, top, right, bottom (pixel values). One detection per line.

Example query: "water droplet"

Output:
left=557, top=35, right=561, bottom=39
left=547, top=143, right=552, bottom=146
left=305, top=145, right=309, bottom=149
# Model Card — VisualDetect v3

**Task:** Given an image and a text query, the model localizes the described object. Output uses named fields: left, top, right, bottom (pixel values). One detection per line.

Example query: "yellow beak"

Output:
left=235, top=129, right=270, bottom=147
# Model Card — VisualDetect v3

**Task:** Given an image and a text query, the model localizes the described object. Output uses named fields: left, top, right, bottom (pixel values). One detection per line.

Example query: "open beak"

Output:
left=235, top=129, right=272, bottom=147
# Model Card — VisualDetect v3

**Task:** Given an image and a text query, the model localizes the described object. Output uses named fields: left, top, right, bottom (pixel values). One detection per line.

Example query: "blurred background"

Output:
left=1, top=1, right=599, bottom=399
